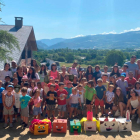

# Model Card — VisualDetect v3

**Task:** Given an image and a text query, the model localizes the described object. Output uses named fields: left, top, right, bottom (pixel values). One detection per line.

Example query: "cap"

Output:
left=97, top=78, right=103, bottom=82
left=22, top=75, right=28, bottom=80
left=5, top=75, right=11, bottom=78
left=121, top=73, right=126, bottom=77
left=49, top=76, right=55, bottom=80
left=8, top=85, right=14, bottom=88
left=11, top=60, right=16, bottom=63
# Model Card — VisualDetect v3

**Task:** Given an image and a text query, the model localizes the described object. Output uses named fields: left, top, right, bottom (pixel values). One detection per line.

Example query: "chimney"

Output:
left=15, top=17, right=23, bottom=29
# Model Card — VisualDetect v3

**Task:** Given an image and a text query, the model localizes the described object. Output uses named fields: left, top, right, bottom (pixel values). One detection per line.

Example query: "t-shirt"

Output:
left=101, top=72, right=110, bottom=81
left=102, top=81, right=109, bottom=91
left=110, top=72, right=120, bottom=77
left=14, top=91, right=21, bottom=108
left=93, top=71, right=101, bottom=83
left=48, top=83, right=59, bottom=91
left=39, top=72, right=45, bottom=82
left=116, top=79, right=128, bottom=96
left=125, top=61, right=138, bottom=76
left=135, top=89, right=140, bottom=96
left=125, top=77, right=136, bottom=91
left=33, top=96, right=41, bottom=106
left=70, top=94, right=80, bottom=104
left=64, top=87, right=72, bottom=99
left=57, top=89, right=68, bottom=105
left=0, top=87, right=5, bottom=103
left=20, top=95, right=31, bottom=109
left=77, top=90, right=84, bottom=103
left=84, top=85, right=96, bottom=101
left=106, top=91, right=115, bottom=102
left=0, top=70, right=12, bottom=82
left=46, top=91, right=57, bottom=105
left=11, top=67, right=17, bottom=76
left=119, top=69, right=129, bottom=77
left=95, top=85, right=106, bottom=100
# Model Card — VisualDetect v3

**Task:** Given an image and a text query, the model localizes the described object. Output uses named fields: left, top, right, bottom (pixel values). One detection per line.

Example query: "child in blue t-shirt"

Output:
left=20, top=87, right=32, bottom=128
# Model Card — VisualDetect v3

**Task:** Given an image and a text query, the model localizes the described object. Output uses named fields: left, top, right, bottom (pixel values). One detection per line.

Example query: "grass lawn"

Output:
left=59, top=62, right=89, bottom=68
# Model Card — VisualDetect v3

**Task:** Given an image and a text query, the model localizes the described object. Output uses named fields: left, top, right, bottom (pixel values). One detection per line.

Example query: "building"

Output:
left=0, top=17, right=37, bottom=69
left=45, top=58, right=60, bottom=70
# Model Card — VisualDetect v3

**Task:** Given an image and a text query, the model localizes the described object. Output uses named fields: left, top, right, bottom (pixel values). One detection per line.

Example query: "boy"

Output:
left=119, top=64, right=129, bottom=77
left=93, top=65, right=102, bottom=84
left=101, top=65, right=110, bottom=81
left=95, top=78, right=106, bottom=117
left=105, top=85, right=115, bottom=117
left=48, top=76, right=59, bottom=91
left=46, top=84, right=57, bottom=119
left=20, top=87, right=32, bottom=128
left=57, top=82, right=68, bottom=118
left=3, top=85, right=15, bottom=128
left=102, top=74, right=109, bottom=91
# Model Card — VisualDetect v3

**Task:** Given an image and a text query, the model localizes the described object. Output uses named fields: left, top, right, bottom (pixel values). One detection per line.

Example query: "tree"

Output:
left=105, top=50, right=125, bottom=66
left=57, top=57, right=65, bottom=62
left=65, top=53, right=74, bottom=63
left=0, top=30, right=20, bottom=61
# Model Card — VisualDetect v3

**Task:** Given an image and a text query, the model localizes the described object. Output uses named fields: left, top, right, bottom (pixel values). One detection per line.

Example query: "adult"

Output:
left=113, top=87, right=126, bottom=118
left=125, top=55, right=138, bottom=79
left=85, top=65, right=94, bottom=81
left=68, top=62, right=78, bottom=77
left=11, top=60, right=17, bottom=76
left=0, top=63, right=12, bottom=82
left=137, top=59, right=140, bottom=80
left=110, top=65, right=120, bottom=78
left=119, top=64, right=129, bottom=78
left=93, top=65, right=102, bottom=83
left=13, top=66, right=24, bottom=85
left=48, top=63, right=59, bottom=80
left=101, top=65, right=110, bottom=81
left=59, top=65, right=67, bottom=82
left=31, top=59, right=40, bottom=73
left=78, top=68, right=85, bottom=83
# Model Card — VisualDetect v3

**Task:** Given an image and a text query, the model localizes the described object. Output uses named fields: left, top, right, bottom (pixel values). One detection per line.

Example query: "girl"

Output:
left=69, top=87, right=81, bottom=119
left=33, top=89, right=42, bottom=119
left=64, top=74, right=70, bottom=86
left=72, top=75, right=79, bottom=87
left=48, top=63, right=59, bottom=80
left=27, top=67, right=40, bottom=83
left=39, top=64, right=49, bottom=88
left=59, top=66, right=67, bottom=82
left=85, top=80, right=96, bottom=112
left=110, top=65, right=120, bottom=78
left=31, top=59, right=40, bottom=73
left=85, top=65, right=94, bottom=81
left=109, top=75, right=118, bottom=92
left=22, top=65, right=28, bottom=75
left=68, top=62, right=78, bottom=77
left=134, top=81, right=140, bottom=96
left=127, top=89, right=140, bottom=124
left=0, top=63, right=12, bottom=82
left=113, top=87, right=126, bottom=118
left=80, top=77, right=87, bottom=86
left=137, top=59, right=140, bottom=80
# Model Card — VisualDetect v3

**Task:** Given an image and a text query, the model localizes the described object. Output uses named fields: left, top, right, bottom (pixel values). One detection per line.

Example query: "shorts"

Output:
left=14, top=106, right=19, bottom=115
left=66, top=99, right=71, bottom=105
left=21, top=106, right=29, bottom=117
left=86, top=99, right=92, bottom=105
left=71, top=103, right=78, bottom=108
left=58, top=105, right=66, bottom=112
left=105, top=103, right=113, bottom=110
left=33, top=106, right=42, bottom=116
left=95, top=99, right=104, bottom=107
left=78, top=103, right=84, bottom=110
left=46, top=104, right=55, bottom=111
left=0, top=103, right=3, bottom=110
left=3, top=107, right=14, bottom=115
left=131, top=106, right=138, bottom=114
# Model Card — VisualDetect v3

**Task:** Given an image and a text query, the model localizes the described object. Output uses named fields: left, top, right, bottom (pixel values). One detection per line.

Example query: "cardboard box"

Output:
left=34, top=124, right=49, bottom=135
left=70, top=119, right=81, bottom=133
left=84, top=121, right=96, bottom=131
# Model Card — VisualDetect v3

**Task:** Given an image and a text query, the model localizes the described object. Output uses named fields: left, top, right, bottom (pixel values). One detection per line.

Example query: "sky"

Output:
left=1, top=0, right=140, bottom=40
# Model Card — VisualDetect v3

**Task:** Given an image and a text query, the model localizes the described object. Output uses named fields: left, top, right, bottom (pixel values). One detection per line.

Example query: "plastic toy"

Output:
left=87, top=111, right=93, bottom=121
left=70, top=119, right=81, bottom=133
left=53, top=119, right=67, bottom=133
left=99, top=118, right=118, bottom=132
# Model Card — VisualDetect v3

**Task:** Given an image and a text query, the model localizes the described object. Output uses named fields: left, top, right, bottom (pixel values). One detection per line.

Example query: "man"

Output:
left=125, top=55, right=138, bottom=78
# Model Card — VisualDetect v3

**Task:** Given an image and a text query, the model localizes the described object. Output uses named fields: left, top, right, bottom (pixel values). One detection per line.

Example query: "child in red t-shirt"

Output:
left=57, top=82, right=68, bottom=119
left=48, top=76, right=59, bottom=91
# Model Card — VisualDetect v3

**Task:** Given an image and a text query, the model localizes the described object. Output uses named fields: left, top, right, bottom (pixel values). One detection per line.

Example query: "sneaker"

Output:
left=24, top=123, right=28, bottom=128
left=3, top=123, right=8, bottom=128
left=45, top=114, right=48, bottom=118
left=41, top=113, right=43, bottom=116
left=9, top=123, right=13, bottom=128
left=95, top=114, right=98, bottom=118
left=131, top=114, right=136, bottom=120
left=22, top=122, right=25, bottom=125
left=114, top=110, right=120, bottom=117
left=137, top=118, right=140, bottom=124
left=20, top=120, right=23, bottom=125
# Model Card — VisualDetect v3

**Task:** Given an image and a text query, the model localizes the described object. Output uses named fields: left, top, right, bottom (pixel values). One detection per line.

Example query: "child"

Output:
left=102, top=74, right=109, bottom=91
left=46, top=84, right=57, bottom=119
left=95, top=78, right=106, bottom=117
left=48, top=76, right=59, bottom=91
left=93, top=65, right=102, bottom=84
left=3, top=85, right=15, bottom=128
left=57, top=82, right=68, bottom=118
left=134, top=81, right=140, bottom=96
left=119, top=64, right=129, bottom=77
left=37, top=82, right=44, bottom=115
left=85, top=80, right=96, bottom=112
left=73, top=75, right=79, bottom=87
left=77, top=84, right=85, bottom=116
left=80, top=77, right=87, bottom=86
left=69, top=87, right=81, bottom=119
left=64, top=81, right=72, bottom=115
left=64, top=74, right=70, bottom=86
left=33, top=89, right=42, bottom=119
left=101, top=65, right=110, bottom=81
left=105, top=85, right=115, bottom=116
left=20, top=87, right=32, bottom=127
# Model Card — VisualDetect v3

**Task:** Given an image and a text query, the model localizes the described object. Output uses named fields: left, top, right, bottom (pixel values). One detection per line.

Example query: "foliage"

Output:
left=57, top=56, right=65, bottom=62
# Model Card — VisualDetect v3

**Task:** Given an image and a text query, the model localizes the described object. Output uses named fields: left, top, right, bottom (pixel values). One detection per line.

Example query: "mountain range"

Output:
left=37, top=30, right=140, bottom=50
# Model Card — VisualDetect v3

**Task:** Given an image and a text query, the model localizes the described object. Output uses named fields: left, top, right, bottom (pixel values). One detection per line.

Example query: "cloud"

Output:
left=101, top=30, right=117, bottom=35
left=71, top=34, right=84, bottom=38
left=119, top=27, right=140, bottom=34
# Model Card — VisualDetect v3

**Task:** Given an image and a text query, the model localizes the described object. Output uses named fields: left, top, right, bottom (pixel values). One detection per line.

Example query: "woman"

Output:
left=48, top=63, right=59, bottom=80
left=68, top=62, right=78, bottom=77
left=31, top=59, right=40, bottom=73
left=85, top=65, right=94, bottom=81
left=27, top=67, right=40, bottom=83
left=112, top=87, right=126, bottom=118
left=13, top=66, right=24, bottom=85
left=137, top=59, right=140, bottom=80
left=0, top=63, right=12, bottom=82
left=22, top=65, right=28, bottom=75
left=127, top=89, right=140, bottom=124
left=59, top=65, right=67, bottom=82
left=110, top=65, right=120, bottom=78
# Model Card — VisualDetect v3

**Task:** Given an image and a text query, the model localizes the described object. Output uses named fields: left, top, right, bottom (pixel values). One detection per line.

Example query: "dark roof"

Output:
left=0, top=25, right=37, bottom=69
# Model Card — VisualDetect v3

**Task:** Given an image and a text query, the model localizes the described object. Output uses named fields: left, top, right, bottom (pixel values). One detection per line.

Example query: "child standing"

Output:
left=102, top=74, right=109, bottom=91
left=57, top=82, right=68, bottom=118
left=20, top=87, right=32, bottom=128
left=48, top=76, right=59, bottom=91
left=69, top=87, right=81, bottom=119
left=33, top=89, right=42, bottom=119
left=46, top=84, right=57, bottom=119
left=85, top=80, right=96, bottom=112
left=3, top=85, right=15, bottom=128
left=105, top=85, right=115, bottom=116
left=95, top=79, right=106, bottom=117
